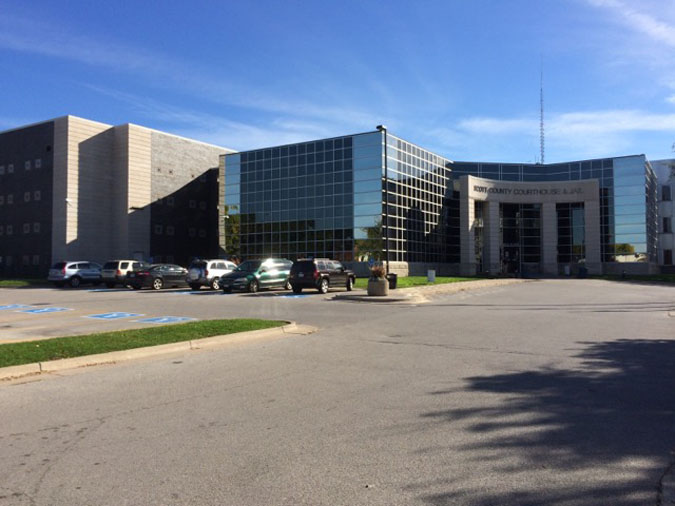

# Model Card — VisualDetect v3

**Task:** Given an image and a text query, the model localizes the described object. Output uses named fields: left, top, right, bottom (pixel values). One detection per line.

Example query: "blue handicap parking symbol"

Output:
left=20, top=307, right=71, bottom=314
left=135, top=316, right=196, bottom=324
left=85, top=312, right=143, bottom=320
left=281, top=294, right=309, bottom=299
left=0, top=304, right=32, bottom=310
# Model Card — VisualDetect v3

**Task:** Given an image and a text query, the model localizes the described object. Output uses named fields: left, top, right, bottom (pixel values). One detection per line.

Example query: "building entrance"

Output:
left=500, top=203, right=542, bottom=275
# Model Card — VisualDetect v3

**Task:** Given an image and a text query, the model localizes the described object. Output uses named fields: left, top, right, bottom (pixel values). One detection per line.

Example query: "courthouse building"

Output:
left=221, top=128, right=660, bottom=276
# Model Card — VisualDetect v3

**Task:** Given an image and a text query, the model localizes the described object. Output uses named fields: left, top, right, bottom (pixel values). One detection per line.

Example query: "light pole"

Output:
left=222, top=214, right=230, bottom=258
left=376, top=125, right=390, bottom=275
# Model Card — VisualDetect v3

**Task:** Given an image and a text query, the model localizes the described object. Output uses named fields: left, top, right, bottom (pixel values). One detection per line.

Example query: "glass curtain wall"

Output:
left=224, top=136, right=356, bottom=261
left=557, top=203, right=585, bottom=263
left=500, top=203, right=541, bottom=274
left=383, top=134, right=453, bottom=263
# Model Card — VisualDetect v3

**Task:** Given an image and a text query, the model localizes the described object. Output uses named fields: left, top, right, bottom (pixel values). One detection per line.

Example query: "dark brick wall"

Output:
left=0, top=121, right=55, bottom=278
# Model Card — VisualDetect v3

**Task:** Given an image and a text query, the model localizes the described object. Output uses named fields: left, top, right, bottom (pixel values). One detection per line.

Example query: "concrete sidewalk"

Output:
left=334, top=277, right=530, bottom=304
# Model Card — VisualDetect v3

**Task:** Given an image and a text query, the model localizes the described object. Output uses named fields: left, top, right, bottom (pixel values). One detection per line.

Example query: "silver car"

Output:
left=48, top=261, right=103, bottom=288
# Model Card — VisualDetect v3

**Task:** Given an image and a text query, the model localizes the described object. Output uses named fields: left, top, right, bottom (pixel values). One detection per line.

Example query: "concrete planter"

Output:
left=367, top=277, right=389, bottom=296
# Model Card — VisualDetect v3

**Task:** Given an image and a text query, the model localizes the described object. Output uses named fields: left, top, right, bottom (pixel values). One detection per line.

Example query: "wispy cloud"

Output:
left=585, top=0, right=675, bottom=47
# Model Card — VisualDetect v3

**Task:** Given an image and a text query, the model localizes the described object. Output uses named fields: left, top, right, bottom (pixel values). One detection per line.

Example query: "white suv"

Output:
left=187, top=259, right=237, bottom=290
left=48, top=261, right=103, bottom=288
left=101, top=260, right=150, bottom=288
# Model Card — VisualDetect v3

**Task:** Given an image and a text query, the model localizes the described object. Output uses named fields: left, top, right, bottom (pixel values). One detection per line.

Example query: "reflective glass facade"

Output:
left=223, top=131, right=452, bottom=263
left=223, top=132, right=657, bottom=268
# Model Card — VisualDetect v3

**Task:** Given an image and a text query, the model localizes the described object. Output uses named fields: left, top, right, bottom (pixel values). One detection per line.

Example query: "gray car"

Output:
left=47, top=261, right=103, bottom=288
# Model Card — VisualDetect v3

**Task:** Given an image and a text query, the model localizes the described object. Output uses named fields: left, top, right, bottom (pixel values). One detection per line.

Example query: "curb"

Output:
left=0, top=322, right=315, bottom=382
left=334, top=278, right=528, bottom=304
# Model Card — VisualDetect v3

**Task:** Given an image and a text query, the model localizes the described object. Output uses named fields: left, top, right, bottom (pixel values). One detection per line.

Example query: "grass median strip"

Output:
left=0, top=319, right=286, bottom=368
left=354, top=276, right=477, bottom=290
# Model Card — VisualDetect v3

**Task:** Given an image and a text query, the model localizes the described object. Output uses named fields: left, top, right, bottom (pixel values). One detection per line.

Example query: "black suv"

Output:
left=289, top=258, right=355, bottom=294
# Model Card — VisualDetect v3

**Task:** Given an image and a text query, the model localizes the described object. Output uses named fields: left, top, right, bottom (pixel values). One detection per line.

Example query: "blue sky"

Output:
left=1, top=0, right=674, bottom=163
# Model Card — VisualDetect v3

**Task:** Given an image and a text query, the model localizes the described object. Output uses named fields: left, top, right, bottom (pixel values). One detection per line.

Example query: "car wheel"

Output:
left=190, top=284, right=200, bottom=291
left=346, top=277, right=354, bottom=291
left=152, top=278, right=164, bottom=290
left=292, top=286, right=302, bottom=294
left=210, top=278, right=220, bottom=290
left=69, top=276, right=81, bottom=288
left=105, top=282, right=115, bottom=288
left=248, top=279, right=259, bottom=293
left=284, top=279, right=292, bottom=290
left=318, top=278, right=329, bottom=294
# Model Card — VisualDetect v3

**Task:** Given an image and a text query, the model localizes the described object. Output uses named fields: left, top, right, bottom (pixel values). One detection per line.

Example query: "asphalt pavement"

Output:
left=1, top=279, right=674, bottom=505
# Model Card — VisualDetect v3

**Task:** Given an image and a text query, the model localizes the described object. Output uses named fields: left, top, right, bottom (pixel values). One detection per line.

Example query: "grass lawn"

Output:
left=0, top=319, right=286, bottom=368
left=0, top=279, right=48, bottom=287
left=354, top=275, right=477, bottom=290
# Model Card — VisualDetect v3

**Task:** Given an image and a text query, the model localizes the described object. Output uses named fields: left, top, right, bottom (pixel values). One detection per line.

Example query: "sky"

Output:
left=1, top=0, right=674, bottom=163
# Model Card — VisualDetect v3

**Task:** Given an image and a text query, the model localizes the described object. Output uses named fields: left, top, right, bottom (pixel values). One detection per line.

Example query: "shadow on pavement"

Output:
left=416, top=338, right=675, bottom=505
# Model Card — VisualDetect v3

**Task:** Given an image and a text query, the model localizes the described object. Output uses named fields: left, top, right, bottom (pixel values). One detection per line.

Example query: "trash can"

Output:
left=427, top=269, right=436, bottom=282
left=386, top=273, right=398, bottom=289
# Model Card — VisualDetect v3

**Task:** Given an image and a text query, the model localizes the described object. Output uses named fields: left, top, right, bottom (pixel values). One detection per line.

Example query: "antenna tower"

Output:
left=539, top=60, right=545, bottom=164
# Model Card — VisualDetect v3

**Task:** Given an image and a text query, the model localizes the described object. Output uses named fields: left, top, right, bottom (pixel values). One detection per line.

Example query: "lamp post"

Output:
left=222, top=214, right=230, bottom=258
left=376, top=125, right=390, bottom=275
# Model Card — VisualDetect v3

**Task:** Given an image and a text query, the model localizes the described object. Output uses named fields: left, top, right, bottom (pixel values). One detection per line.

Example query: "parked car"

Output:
left=220, top=258, right=293, bottom=293
left=127, top=264, right=189, bottom=290
left=289, top=258, right=356, bottom=294
left=101, top=260, right=150, bottom=288
left=186, top=259, right=238, bottom=290
left=47, top=261, right=103, bottom=288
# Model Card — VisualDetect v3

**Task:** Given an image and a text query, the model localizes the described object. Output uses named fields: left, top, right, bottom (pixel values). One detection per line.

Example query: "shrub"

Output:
left=370, top=264, right=386, bottom=279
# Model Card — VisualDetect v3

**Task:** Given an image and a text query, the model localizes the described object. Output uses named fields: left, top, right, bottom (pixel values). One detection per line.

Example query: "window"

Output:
left=35, top=159, right=42, bottom=169
left=198, top=229, right=206, bottom=238
left=166, top=225, right=175, bottom=236
left=32, top=255, right=40, bottom=265
left=0, top=166, right=4, bottom=175
left=199, top=201, right=207, bottom=211
left=22, top=255, right=30, bottom=266
left=665, top=249, right=673, bottom=265
left=23, top=223, right=30, bottom=234
left=34, top=190, right=41, bottom=201
left=663, top=185, right=672, bottom=202
left=7, top=164, right=13, bottom=174
left=154, top=224, right=163, bottom=235
left=188, top=227, right=196, bottom=238
left=167, top=196, right=175, bottom=207
left=189, top=200, right=196, bottom=209
left=33, top=222, right=40, bottom=233
left=0, top=196, right=3, bottom=205
left=24, top=160, right=31, bottom=171
left=664, top=217, right=673, bottom=234
left=7, top=194, right=13, bottom=205
left=24, top=192, right=30, bottom=202
left=0, top=225, right=3, bottom=236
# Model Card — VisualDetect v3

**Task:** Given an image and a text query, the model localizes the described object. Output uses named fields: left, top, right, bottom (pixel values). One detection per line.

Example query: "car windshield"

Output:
left=235, top=261, right=261, bottom=272
left=51, top=262, right=66, bottom=269
left=189, top=261, right=207, bottom=269
left=293, top=261, right=316, bottom=273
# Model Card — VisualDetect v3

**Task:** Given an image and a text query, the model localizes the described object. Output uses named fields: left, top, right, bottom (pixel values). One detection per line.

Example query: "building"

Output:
left=0, top=116, right=233, bottom=277
left=652, top=159, right=674, bottom=270
left=221, top=129, right=660, bottom=276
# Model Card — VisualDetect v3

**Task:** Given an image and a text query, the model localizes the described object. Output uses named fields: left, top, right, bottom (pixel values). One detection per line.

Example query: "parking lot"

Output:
left=0, top=284, right=354, bottom=342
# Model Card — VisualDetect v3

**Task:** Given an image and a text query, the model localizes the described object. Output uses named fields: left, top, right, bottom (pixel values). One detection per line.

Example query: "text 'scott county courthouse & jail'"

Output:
left=1, top=116, right=672, bottom=277
left=221, top=128, right=667, bottom=277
